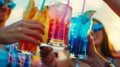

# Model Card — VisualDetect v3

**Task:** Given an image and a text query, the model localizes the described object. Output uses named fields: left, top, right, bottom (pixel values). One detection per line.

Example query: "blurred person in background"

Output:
left=91, top=18, right=120, bottom=67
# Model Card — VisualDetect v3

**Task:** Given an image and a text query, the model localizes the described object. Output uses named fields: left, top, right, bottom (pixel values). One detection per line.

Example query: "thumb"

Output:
left=87, top=34, right=98, bottom=57
left=88, top=34, right=95, bottom=49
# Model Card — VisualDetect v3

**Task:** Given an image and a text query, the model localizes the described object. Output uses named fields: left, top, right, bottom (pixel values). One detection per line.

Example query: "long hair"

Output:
left=93, top=18, right=116, bottom=57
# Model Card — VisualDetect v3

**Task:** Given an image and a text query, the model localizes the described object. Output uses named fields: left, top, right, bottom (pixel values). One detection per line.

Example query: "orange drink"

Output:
left=18, top=6, right=49, bottom=53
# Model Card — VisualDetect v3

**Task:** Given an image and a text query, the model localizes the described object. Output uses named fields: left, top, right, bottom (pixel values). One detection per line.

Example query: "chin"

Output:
left=0, top=19, right=6, bottom=22
left=94, top=40, right=99, bottom=45
left=0, top=17, right=7, bottom=22
left=0, top=19, right=6, bottom=26
left=0, top=22, right=5, bottom=27
left=95, top=41, right=101, bottom=46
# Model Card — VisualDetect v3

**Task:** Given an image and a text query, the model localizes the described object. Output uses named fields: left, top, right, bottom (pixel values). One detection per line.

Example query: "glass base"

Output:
left=40, top=43, right=64, bottom=52
left=18, top=46, right=40, bottom=56
left=20, top=51, right=35, bottom=55
left=69, top=54, right=87, bottom=60
left=48, top=42, right=65, bottom=47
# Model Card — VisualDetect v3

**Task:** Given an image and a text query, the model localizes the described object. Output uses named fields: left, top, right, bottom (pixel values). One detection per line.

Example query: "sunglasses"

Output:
left=92, top=23, right=103, bottom=32
left=0, top=0, right=16, bottom=9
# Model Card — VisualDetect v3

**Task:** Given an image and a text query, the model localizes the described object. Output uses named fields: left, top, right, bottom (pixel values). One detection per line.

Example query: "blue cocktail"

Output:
left=68, top=10, right=96, bottom=60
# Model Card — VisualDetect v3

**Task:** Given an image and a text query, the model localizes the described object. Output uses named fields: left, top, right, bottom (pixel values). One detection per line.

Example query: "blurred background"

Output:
left=6, top=0, right=120, bottom=54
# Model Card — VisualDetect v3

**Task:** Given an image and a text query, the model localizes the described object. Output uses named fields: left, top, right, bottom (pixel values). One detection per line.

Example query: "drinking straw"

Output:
left=81, top=0, right=86, bottom=14
left=40, top=0, right=46, bottom=11
left=57, top=0, right=70, bottom=40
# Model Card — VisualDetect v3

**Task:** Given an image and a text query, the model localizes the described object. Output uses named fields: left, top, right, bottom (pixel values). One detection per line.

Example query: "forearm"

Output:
left=42, top=60, right=57, bottom=67
left=0, top=31, right=4, bottom=44
left=90, top=54, right=106, bottom=67
left=0, top=29, right=6, bottom=49
left=90, top=54, right=114, bottom=67
left=103, top=0, right=120, bottom=17
left=0, top=27, right=8, bottom=44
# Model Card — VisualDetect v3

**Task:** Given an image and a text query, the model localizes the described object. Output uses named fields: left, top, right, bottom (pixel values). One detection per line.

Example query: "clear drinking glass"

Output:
left=47, top=0, right=72, bottom=47
left=68, top=11, right=94, bottom=60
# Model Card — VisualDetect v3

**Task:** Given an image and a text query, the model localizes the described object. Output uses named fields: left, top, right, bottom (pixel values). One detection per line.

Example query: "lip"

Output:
left=93, top=35, right=97, bottom=40
left=0, top=14, right=5, bottom=17
left=0, top=10, right=9, bottom=16
left=93, top=36, right=96, bottom=40
left=0, top=13, right=6, bottom=17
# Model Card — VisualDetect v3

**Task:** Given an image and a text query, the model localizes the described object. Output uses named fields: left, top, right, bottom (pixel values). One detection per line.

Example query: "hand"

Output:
left=40, top=46, right=54, bottom=64
left=0, top=20, right=45, bottom=45
left=86, top=34, right=99, bottom=60
left=82, top=34, right=108, bottom=67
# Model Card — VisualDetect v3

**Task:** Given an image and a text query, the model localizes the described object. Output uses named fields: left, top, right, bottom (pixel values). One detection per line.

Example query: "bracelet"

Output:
left=105, top=62, right=114, bottom=67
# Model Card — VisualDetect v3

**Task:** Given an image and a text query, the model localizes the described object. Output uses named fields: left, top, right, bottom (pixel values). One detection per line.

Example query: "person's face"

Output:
left=0, top=0, right=14, bottom=23
left=92, top=22, right=104, bottom=46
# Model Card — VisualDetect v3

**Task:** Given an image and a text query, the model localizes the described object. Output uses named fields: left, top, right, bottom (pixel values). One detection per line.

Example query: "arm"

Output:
left=103, top=0, right=120, bottom=17
left=82, top=35, right=114, bottom=67
left=88, top=54, right=114, bottom=67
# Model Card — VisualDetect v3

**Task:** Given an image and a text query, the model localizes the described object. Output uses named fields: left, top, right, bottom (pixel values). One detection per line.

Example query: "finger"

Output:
left=23, top=21, right=45, bottom=35
left=24, top=20, right=45, bottom=28
left=88, top=34, right=95, bottom=48
left=18, top=28, right=43, bottom=42
left=18, top=34, right=40, bottom=45
left=88, top=34, right=98, bottom=56
left=87, top=35, right=94, bottom=54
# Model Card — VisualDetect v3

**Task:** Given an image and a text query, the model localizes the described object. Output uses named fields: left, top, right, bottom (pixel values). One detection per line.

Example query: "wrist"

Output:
left=90, top=55, right=107, bottom=67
